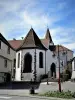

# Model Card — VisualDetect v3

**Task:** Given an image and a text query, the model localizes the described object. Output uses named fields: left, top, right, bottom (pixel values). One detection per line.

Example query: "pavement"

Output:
left=0, top=95, right=75, bottom=100
left=0, top=81, right=75, bottom=100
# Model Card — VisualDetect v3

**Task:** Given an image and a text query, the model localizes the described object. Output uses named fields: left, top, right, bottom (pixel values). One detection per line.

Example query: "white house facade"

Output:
left=0, top=33, right=16, bottom=82
left=71, top=57, right=75, bottom=79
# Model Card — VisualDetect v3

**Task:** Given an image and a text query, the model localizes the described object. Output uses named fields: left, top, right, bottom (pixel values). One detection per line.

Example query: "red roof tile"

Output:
left=8, top=40, right=23, bottom=49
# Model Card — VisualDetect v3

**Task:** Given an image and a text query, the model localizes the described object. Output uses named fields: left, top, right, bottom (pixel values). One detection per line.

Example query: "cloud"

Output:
left=63, top=42, right=75, bottom=50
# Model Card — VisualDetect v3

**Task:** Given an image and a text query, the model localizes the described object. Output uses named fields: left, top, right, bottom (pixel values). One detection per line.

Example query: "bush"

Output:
left=40, top=90, right=75, bottom=99
left=62, top=69, right=72, bottom=81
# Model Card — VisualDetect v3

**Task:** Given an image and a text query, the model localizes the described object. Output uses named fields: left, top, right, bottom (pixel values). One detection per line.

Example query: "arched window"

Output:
left=39, top=52, right=43, bottom=68
left=23, top=53, right=32, bottom=73
left=18, top=53, right=20, bottom=68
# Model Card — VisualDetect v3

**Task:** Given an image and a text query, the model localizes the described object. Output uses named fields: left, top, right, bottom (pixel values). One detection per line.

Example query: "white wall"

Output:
left=36, top=49, right=45, bottom=80
left=46, top=50, right=57, bottom=73
left=71, top=58, right=75, bottom=79
left=15, top=49, right=35, bottom=81
left=15, top=49, right=46, bottom=81
left=0, top=41, right=16, bottom=82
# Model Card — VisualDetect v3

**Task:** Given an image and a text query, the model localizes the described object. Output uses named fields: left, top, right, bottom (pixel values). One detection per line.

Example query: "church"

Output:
left=9, top=28, right=73, bottom=82
left=0, top=28, right=73, bottom=82
left=15, top=28, right=58, bottom=81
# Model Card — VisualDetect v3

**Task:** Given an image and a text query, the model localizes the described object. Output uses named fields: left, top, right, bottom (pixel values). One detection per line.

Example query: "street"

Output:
left=0, top=95, right=59, bottom=100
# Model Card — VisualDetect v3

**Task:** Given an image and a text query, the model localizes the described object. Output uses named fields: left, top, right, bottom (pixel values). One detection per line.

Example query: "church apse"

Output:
left=23, top=53, right=32, bottom=73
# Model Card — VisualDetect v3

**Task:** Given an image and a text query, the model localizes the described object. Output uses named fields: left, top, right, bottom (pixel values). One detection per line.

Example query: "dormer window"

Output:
left=0, top=41, right=1, bottom=49
left=7, top=46, right=10, bottom=54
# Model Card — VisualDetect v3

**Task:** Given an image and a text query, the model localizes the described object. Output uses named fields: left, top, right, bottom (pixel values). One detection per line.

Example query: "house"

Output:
left=8, top=28, right=73, bottom=82
left=0, top=33, right=16, bottom=82
left=55, top=45, right=73, bottom=72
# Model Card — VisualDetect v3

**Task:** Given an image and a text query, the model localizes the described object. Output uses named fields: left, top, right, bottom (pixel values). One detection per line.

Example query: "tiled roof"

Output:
left=16, top=28, right=47, bottom=50
left=8, top=40, right=23, bottom=49
left=8, top=39, right=73, bottom=52
left=0, top=33, right=15, bottom=50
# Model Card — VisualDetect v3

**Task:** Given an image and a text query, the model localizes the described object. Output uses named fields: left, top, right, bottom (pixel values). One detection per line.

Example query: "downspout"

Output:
left=34, top=49, right=37, bottom=81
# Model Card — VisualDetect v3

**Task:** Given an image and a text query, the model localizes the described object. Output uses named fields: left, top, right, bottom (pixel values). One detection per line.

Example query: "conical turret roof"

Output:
left=45, top=28, right=53, bottom=43
left=17, top=28, right=47, bottom=50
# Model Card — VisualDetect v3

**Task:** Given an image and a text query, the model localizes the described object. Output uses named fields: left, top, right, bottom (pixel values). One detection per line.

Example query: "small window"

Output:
left=0, top=41, right=1, bottom=49
left=4, top=59, right=7, bottom=68
left=39, top=52, right=43, bottom=68
left=18, top=53, right=20, bottom=68
left=7, top=46, right=10, bottom=54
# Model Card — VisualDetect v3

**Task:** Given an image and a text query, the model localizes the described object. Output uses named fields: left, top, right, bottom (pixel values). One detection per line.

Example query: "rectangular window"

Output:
left=7, top=46, right=10, bottom=54
left=18, top=53, right=20, bottom=68
left=4, top=59, right=7, bottom=68
left=0, top=41, right=1, bottom=49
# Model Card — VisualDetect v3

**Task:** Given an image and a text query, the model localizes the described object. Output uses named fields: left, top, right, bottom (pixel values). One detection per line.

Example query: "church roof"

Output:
left=8, top=28, right=73, bottom=52
left=45, top=28, right=53, bottom=43
left=0, top=33, right=15, bottom=50
left=17, top=28, right=47, bottom=50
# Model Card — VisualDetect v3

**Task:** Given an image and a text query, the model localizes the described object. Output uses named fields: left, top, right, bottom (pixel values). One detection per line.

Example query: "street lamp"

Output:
left=58, top=45, right=61, bottom=92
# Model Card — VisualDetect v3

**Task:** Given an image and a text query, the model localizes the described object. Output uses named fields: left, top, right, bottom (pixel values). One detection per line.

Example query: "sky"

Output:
left=0, top=0, right=75, bottom=55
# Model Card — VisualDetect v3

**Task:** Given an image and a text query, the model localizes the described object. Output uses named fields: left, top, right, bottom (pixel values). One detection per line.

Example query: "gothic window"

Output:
left=23, top=53, right=32, bottom=73
left=18, top=53, right=20, bottom=68
left=39, top=52, right=43, bottom=68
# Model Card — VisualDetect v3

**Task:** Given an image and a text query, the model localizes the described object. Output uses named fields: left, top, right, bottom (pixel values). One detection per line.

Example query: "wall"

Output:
left=15, top=49, right=35, bottom=81
left=55, top=50, right=73, bottom=67
left=15, top=49, right=46, bottom=81
left=0, top=41, right=16, bottom=82
left=35, top=49, right=45, bottom=81
left=71, top=58, right=75, bottom=79
left=0, top=56, right=12, bottom=72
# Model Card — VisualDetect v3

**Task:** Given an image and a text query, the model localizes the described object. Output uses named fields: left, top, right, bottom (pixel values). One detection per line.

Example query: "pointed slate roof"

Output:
left=17, top=28, right=47, bottom=50
left=45, top=28, right=53, bottom=43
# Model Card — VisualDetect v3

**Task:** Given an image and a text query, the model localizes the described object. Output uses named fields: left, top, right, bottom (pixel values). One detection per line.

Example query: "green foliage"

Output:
left=62, top=68, right=72, bottom=81
left=40, top=90, right=75, bottom=99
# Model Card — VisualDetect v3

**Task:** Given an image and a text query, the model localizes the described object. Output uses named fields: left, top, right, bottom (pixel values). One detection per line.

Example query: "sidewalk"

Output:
left=0, top=90, right=75, bottom=100
left=0, top=81, right=75, bottom=100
